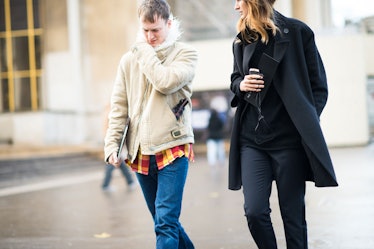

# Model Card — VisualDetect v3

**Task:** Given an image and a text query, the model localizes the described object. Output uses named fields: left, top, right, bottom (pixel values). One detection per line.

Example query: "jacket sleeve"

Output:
left=230, top=41, right=246, bottom=108
left=131, top=42, right=198, bottom=95
left=104, top=55, right=130, bottom=162
left=301, top=26, right=328, bottom=117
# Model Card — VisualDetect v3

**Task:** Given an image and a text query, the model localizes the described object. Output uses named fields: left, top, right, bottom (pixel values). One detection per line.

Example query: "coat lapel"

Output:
left=273, top=10, right=291, bottom=62
left=242, top=41, right=258, bottom=73
left=273, top=28, right=290, bottom=64
left=233, top=39, right=258, bottom=76
left=255, top=30, right=289, bottom=104
left=232, top=39, right=244, bottom=76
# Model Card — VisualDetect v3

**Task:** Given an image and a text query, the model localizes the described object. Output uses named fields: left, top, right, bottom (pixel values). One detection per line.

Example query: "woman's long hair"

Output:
left=237, top=0, right=278, bottom=44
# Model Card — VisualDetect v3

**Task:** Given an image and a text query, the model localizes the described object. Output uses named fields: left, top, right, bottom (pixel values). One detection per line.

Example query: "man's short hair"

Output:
left=138, top=0, right=170, bottom=23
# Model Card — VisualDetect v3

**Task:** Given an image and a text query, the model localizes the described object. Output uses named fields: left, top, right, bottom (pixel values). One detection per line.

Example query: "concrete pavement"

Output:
left=0, top=143, right=374, bottom=249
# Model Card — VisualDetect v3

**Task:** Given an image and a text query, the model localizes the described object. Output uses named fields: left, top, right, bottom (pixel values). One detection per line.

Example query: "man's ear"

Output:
left=167, top=19, right=172, bottom=28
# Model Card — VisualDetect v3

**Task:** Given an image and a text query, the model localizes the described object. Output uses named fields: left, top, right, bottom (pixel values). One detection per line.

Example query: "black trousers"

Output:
left=240, top=146, right=308, bottom=249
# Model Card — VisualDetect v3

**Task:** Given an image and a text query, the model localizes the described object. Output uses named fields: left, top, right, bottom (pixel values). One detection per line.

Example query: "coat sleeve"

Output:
left=230, top=41, right=246, bottom=107
left=301, top=26, right=328, bottom=117
left=104, top=54, right=130, bottom=162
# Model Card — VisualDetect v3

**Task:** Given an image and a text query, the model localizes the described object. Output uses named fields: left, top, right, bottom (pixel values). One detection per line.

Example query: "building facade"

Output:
left=0, top=0, right=373, bottom=148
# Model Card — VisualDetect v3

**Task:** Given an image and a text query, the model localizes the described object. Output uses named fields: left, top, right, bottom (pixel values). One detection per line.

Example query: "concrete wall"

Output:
left=364, top=35, right=374, bottom=75
left=191, top=39, right=233, bottom=92
left=317, top=33, right=370, bottom=146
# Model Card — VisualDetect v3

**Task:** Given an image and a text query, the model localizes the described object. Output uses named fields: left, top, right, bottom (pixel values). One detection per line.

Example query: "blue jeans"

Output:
left=136, top=156, right=194, bottom=249
left=102, top=161, right=134, bottom=188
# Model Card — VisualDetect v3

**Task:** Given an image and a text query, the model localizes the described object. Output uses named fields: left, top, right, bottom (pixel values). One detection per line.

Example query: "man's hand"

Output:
left=108, top=152, right=121, bottom=168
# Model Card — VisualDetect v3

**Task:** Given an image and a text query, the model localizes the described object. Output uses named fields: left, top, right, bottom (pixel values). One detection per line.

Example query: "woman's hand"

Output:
left=240, top=72, right=264, bottom=92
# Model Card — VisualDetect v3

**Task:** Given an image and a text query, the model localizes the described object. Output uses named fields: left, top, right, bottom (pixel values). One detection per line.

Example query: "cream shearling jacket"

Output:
left=104, top=21, right=198, bottom=163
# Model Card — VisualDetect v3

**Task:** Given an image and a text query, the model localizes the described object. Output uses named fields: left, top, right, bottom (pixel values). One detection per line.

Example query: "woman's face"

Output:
left=234, top=0, right=248, bottom=19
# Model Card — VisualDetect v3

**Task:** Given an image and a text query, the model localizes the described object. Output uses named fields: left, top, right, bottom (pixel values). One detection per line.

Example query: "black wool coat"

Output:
left=228, top=11, right=338, bottom=190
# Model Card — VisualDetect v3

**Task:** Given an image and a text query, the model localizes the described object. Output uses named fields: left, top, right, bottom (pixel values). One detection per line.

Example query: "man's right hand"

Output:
left=108, top=152, right=121, bottom=168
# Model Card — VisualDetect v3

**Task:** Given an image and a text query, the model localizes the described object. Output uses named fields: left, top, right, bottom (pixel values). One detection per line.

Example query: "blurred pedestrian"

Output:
left=206, top=109, right=226, bottom=166
left=101, top=161, right=136, bottom=192
left=104, top=0, right=198, bottom=248
left=228, top=0, right=338, bottom=248
left=102, top=104, right=136, bottom=192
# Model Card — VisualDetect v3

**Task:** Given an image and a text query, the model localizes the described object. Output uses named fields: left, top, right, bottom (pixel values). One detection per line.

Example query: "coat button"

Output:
left=283, top=28, right=289, bottom=34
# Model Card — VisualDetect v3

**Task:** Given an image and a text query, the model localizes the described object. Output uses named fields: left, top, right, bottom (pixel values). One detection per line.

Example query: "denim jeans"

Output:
left=136, top=156, right=194, bottom=249
left=102, top=161, right=134, bottom=188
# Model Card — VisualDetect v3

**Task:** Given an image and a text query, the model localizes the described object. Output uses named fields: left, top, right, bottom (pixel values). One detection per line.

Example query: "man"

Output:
left=104, top=0, right=198, bottom=248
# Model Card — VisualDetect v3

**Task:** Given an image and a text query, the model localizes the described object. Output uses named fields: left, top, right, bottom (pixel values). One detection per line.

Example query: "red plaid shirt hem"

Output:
left=125, top=144, right=194, bottom=175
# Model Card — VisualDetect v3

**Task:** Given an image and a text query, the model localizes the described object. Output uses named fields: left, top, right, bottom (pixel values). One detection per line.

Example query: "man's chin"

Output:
left=147, top=41, right=157, bottom=47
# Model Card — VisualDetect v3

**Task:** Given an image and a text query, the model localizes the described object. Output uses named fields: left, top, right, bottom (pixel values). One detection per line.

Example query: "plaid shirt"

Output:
left=125, top=144, right=194, bottom=175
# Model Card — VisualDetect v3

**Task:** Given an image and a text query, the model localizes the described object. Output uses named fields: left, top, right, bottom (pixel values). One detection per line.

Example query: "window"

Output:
left=0, top=0, right=42, bottom=112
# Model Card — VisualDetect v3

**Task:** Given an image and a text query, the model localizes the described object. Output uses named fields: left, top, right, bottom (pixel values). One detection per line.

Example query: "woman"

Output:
left=228, top=0, right=338, bottom=248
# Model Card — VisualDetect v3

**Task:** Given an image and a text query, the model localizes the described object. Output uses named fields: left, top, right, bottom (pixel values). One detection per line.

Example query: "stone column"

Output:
left=292, top=0, right=332, bottom=30
left=274, top=0, right=293, bottom=17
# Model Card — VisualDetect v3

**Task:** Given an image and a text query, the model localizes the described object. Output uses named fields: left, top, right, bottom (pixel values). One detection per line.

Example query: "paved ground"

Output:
left=0, top=143, right=373, bottom=249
